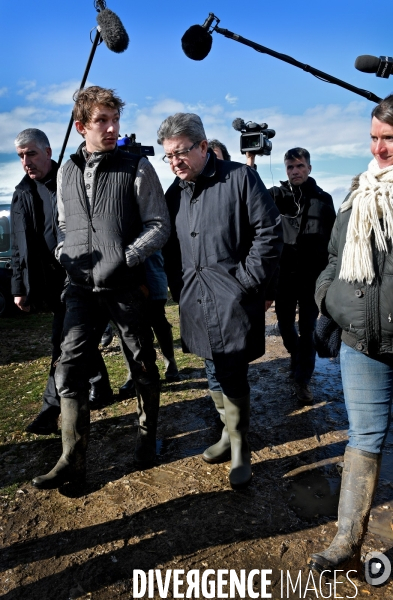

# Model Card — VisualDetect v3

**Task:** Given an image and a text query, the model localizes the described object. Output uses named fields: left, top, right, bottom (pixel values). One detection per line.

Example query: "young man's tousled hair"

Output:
left=73, top=86, right=125, bottom=129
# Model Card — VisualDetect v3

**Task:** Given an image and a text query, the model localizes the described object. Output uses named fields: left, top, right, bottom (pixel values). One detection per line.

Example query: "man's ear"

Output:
left=46, top=147, right=52, bottom=159
left=308, top=164, right=312, bottom=174
left=75, top=120, right=87, bottom=137
left=200, top=139, right=209, bottom=155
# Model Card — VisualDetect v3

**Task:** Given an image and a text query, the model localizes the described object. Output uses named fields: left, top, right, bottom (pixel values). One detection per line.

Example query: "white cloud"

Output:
left=0, top=87, right=7, bottom=98
left=0, top=106, right=80, bottom=154
left=225, top=93, right=238, bottom=105
left=26, top=80, right=93, bottom=105
left=150, top=99, right=185, bottom=115
left=17, top=80, right=36, bottom=94
left=0, top=161, right=22, bottom=201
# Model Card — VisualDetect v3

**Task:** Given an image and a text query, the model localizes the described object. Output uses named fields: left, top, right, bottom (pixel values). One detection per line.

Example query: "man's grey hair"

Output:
left=157, top=113, right=206, bottom=145
left=14, top=128, right=51, bottom=151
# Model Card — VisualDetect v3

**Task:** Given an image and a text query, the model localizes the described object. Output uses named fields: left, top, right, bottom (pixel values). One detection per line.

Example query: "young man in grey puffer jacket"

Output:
left=32, top=86, right=170, bottom=490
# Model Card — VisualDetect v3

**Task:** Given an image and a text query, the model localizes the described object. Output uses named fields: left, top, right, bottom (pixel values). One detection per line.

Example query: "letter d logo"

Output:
left=364, top=551, right=391, bottom=585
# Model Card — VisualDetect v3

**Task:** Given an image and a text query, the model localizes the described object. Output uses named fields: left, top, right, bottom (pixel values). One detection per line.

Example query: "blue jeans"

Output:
left=340, top=342, right=393, bottom=454
left=205, top=359, right=249, bottom=398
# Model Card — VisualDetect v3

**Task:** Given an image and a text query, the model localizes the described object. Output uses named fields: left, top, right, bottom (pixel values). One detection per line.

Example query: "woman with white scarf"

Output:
left=309, top=95, right=393, bottom=576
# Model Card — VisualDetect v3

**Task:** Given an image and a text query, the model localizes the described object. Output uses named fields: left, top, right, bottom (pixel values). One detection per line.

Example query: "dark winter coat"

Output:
left=11, top=161, right=65, bottom=308
left=315, top=175, right=393, bottom=358
left=269, top=177, right=336, bottom=283
left=163, top=151, right=283, bottom=365
left=59, top=146, right=145, bottom=291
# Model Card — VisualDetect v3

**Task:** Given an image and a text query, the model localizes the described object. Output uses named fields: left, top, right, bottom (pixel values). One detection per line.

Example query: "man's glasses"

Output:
left=162, top=141, right=200, bottom=163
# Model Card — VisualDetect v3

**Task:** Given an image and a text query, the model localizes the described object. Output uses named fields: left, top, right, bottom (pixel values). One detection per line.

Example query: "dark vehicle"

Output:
left=0, top=201, right=13, bottom=316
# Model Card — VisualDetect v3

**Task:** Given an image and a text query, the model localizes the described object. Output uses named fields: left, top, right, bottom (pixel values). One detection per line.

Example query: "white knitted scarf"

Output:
left=339, top=158, right=393, bottom=284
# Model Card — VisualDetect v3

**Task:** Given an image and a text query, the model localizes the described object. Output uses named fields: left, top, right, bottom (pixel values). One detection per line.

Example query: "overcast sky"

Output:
left=1, top=0, right=392, bottom=208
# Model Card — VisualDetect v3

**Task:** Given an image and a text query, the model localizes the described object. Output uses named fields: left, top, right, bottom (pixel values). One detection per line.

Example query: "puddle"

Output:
left=286, top=470, right=340, bottom=519
left=313, top=355, right=344, bottom=401
left=369, top=502, right=393, bottom=541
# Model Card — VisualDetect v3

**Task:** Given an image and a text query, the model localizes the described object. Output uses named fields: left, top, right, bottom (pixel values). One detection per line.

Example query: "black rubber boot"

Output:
left=26, top=405, right=60, bottom=435
left=134, top=381, right=161, bottom=468
left=119, top=378, right=137, bottom=399
left=89, top=381, right=113, bottom=408
left=203, top=390, right=231, bottom=463
left=100, top=323, right=113, bottom=347
left=31, top=394, right=90, bottom=489
left=308, top=446, right=381, bottom=576
left=223, top=393, right=252, bottom=489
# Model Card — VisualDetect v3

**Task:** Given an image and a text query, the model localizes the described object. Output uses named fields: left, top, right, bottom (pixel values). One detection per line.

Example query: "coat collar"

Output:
left=72, top=141, right=119, bottom=168
left=280, top=176, right=319, bottom=195
left=178, top=151, right=217, bottom=190
left=15, top=160, right=58, bottom=192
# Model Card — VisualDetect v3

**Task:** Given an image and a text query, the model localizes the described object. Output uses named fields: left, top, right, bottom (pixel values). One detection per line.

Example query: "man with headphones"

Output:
left=269, top=148, right=336, bottom=403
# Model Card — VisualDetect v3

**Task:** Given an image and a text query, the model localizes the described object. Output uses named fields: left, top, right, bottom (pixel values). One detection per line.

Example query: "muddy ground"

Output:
left=1, top=308, right=393, bottom=599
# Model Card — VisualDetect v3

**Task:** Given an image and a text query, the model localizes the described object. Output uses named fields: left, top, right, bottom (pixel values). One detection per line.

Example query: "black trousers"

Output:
left=41, top=300, right=110, bottom=411
left=120, top=298, right=176, bottom=379
left=55, top=285, right=159, bottom=398
left=205, top=358, right=250, bottom=397
left=275, top=272, right=319, bottom=384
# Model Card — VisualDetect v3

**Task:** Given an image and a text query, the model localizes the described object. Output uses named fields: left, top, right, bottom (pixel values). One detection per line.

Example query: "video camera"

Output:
left=117, top=133, right=155, bottom=157
left=232, top=118, right=275, bottom=156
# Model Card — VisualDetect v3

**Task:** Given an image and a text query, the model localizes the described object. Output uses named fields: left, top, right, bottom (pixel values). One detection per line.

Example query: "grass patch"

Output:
left=0, top=304, right=206, bottom=446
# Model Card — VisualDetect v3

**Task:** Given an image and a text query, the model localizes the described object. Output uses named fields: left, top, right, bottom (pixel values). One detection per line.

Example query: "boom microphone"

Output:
left=97, top=8, right=129, bottom=53
left=232, top=118, right=246, bottom=131
left=355, top=55, right=393, bottom=78
left=181, top=15, right=214, bottom=61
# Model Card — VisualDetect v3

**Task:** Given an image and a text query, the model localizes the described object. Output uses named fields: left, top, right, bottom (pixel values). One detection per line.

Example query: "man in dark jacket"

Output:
left=12, top=129, right=112, bottom=436
left=12, top=128, right=73, bottom=434
left=158, top=113, right=283, bottom=489
left=32, top=87, right=170, bottom=490
left=269, top=147, right=336, bottom=403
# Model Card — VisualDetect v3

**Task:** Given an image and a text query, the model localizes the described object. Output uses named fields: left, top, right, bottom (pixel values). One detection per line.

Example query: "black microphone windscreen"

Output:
left=264, top=129, right=276, bottom=139
left=354, top=55, right=380, bottom=73
left=232, top=118, right=245, bottom=132
left=97, top=9, right=129, bottom=53
left=181, top=25, right=212, bottom=61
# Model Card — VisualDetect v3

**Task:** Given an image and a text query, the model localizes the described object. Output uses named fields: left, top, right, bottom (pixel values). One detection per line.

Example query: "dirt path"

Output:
left=1, top=309, right=392, bottom=599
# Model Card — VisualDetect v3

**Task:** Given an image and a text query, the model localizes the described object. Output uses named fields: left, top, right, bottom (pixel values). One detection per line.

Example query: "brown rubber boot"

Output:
left=32, top=394, right=89, bottom=489
left=308, top=446, right=381, bottom=576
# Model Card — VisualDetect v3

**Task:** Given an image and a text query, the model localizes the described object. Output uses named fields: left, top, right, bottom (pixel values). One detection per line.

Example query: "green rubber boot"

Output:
left=223, top=393, right=252, bottom=489
left=308, top=446, right=381, bottom=576
left=32, top=394, right=89, bottom=489
left=203, top=390, right=231, bottom=463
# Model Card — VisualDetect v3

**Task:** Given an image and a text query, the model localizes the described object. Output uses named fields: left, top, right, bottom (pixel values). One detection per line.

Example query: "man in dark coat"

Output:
left=11, top=129, right=112, bottom=435
left=269, top=147, right=336, bottom=404
left=12, top=128, right=71, bottom=435
left=158, top=113, right=283, bottom=489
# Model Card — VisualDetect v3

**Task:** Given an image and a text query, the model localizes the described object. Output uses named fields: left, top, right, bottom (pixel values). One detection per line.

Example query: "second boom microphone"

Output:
left=355, top=55, right=393, bottom=78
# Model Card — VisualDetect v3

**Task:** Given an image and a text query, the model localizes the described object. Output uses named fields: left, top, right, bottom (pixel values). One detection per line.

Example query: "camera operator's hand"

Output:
left=245, top=152, right=257, bottom=169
